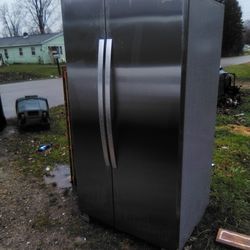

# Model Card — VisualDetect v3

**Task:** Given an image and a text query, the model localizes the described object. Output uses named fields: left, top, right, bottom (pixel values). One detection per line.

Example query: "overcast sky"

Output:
left=238, top=0, right=250, bottom=20
left=0, top=0, right=249, bottom=19
left=0, top=0, right=249, bottom=32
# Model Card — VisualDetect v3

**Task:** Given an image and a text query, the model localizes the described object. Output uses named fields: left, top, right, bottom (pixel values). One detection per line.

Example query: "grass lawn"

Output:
left=187, top=64, right=250, bottom=249
left=225, top=63, right=250, bottom=82
left=0, top=64, right=59, bottom=76
left=0, top=64, right=61, bottom=83
left=7, top=106, right=69, bottom=177
left=244, top=51, right=250, bottom=56
left=4, top=63, right=250, bottom=249
left=184, top=87, right=250, bottom=249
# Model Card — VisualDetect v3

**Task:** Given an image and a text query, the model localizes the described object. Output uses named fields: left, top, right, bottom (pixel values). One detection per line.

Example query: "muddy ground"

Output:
left=0, top=125, right=155, bottom=250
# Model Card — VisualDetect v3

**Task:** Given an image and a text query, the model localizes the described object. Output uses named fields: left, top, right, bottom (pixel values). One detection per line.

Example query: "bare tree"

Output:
left=22, top=0, right=60, bottom=34
left=0, top=2, right=25, bottom=37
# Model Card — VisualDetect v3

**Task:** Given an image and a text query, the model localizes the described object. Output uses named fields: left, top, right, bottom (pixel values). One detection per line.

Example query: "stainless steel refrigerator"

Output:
left=61, top=0, right=224, bottom=248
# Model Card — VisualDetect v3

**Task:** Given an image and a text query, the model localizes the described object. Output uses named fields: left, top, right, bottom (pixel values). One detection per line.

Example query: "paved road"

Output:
left=0, top=78, right=64, bottom=119
left=221, top=55, right=250, bottom=67
left=1, top=55, right=250, bottom=118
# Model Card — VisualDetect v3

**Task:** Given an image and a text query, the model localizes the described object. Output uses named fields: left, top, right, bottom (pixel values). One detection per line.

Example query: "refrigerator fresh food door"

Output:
left=105, top=0, right=183, bottom=247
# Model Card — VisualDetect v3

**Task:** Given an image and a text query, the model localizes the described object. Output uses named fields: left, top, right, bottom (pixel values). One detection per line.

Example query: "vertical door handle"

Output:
left=97, top=39, right=111, bottom=167
left=105, top=39, right=117, bottom=169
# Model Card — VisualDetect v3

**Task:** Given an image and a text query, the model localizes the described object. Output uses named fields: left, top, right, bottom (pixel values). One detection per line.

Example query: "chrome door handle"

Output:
left=97, top=39, right=111, bottom=167
left=105, top=39, right=117, bottom=169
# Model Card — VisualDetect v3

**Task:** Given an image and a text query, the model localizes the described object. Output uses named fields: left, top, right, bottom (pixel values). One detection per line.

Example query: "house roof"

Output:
left=0, top=32, right=63, bottom=48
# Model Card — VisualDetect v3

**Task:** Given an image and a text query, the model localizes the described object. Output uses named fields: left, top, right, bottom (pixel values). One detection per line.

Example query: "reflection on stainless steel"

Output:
left=61, top=0, right=224, bottom=248
left=98, top=39, right=111, bottom=167
left=115, top=66, right=181, bottom=126
left=105, top=39, right=117, bottom=169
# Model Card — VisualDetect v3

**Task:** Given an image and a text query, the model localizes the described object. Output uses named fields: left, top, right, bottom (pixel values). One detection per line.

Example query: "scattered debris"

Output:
left=235, top=113, right=245, bottom=117
left=38, top=144, right=52, bottom=152
left=216, top=228, right=250, bottom=250
left=218, top=67, right=241, bottom=108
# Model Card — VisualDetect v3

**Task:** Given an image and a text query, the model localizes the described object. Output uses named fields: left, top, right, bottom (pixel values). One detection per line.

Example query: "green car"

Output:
left=16, top=95, right=50, bottom=129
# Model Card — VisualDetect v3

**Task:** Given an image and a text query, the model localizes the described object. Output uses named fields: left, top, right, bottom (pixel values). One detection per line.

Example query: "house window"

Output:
left=19, top=48, right=23, bottom=56
left=59, top=46, right=63, bottom=55
left=31, top=47, right=36, bottom=55
left=4, top=49, right=8, bottom=59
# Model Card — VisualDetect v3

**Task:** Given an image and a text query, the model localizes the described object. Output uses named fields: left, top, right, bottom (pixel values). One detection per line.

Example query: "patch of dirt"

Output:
left=0, top=72, right=41, bottom=84
left=0, top=125, right=156, bottom=250
left=228, top=124, right=250, bottom=136
left=0, top=129, right=82, bottom=249
left=239, top=81, right=250, bottom=90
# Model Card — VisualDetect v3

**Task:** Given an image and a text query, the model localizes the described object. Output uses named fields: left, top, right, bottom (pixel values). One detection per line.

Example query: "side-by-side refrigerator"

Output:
left=61, top=0, right=224, bottom=248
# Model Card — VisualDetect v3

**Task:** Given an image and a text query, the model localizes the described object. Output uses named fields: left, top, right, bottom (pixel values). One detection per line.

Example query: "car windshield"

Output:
left=18, top=99, right=47, bottom=112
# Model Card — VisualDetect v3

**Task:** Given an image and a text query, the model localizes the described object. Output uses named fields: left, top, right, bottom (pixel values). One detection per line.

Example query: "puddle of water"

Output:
left=44, top=164, right=72, bottom=189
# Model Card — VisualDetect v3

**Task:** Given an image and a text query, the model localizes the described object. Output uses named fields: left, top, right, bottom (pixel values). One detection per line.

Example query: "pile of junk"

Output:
left=218, top=66, right=241, bottom=107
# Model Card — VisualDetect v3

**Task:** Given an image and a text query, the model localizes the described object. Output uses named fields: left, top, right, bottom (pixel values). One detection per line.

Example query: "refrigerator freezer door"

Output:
left=61, top=0, right=114, bottom=226
left=105, top=0, right=183, bottom=247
